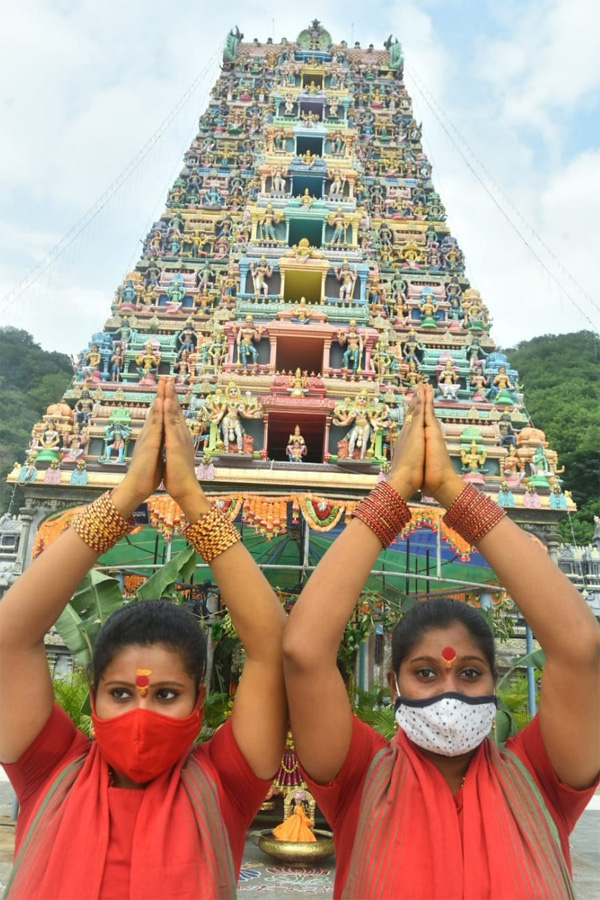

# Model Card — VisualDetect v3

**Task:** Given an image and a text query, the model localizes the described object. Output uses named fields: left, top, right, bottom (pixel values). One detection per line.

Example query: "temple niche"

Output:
left=7, top=21, right=572, bottom=537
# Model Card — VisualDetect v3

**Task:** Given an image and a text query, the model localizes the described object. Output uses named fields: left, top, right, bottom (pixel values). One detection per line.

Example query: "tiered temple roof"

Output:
left=6, top=22, right=571, bottom=580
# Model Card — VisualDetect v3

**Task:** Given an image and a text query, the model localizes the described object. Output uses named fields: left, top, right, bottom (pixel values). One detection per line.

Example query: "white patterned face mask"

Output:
left=394, top=691, right=497, bottom=757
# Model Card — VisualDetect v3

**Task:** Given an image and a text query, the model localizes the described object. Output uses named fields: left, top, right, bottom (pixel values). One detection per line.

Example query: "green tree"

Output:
left=505, top=331, right=600, bottom=543
left=0, top=327, right=72, bottom=512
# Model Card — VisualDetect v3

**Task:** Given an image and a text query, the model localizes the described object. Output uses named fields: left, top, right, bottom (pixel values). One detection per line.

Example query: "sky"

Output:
left=0, top=0, right=599, bottom=357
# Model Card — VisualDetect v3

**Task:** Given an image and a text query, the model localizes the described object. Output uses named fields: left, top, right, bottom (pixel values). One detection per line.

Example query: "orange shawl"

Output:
left=343, top=732, right=574, bottom=899
left=5, top=744, right=236, bottom=899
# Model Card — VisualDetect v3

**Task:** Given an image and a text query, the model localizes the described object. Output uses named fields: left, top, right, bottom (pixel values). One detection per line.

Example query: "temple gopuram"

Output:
left=4, top=21, right=572, bottom=620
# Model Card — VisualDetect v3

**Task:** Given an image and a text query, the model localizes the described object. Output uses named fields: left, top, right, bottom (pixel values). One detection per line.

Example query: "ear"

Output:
left=386, top=669, right=399, bottom=698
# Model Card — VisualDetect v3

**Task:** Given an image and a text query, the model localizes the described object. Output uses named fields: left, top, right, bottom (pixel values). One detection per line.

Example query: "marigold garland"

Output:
left=31, top=494, right=475, bottom=562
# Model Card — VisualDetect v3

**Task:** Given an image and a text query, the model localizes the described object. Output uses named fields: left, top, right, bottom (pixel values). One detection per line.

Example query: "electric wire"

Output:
left=405, top=62, right=600, bottom=334
left=0, top=48, right=221, bottom=316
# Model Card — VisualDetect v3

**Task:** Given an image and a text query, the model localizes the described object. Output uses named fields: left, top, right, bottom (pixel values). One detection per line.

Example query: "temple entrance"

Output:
left=276, top=335, right=324, bottom=375
left=288, top=217, right=322, bottom=249
left=282, top=268, right=322, bottom=304
left=267, top=413, right=325, bottom=463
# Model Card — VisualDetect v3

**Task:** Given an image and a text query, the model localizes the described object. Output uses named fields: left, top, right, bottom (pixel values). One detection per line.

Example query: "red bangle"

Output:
left=443, top=483, right=505, bottom=545
left=353, top=481, right=411, bottom=548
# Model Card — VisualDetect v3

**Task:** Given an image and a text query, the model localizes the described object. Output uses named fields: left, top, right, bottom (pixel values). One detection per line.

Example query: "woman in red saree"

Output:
left=0, top=378, right=287, bottom=899
left=284, top=383, right=600, bottom=898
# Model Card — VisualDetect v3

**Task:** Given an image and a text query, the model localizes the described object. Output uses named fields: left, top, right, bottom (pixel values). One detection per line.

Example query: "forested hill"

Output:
left=0, top=327, right=598, bottom=541
left=505, top=330, right=599, bottom=543
left=0, top=327, right=72, bottom=511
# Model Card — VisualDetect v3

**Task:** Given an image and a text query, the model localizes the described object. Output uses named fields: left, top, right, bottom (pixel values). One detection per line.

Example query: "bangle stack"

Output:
left=443, top=483, right=505, bottom=546
left=183, top=506, right=240, bottom=563
left=70, top=491, right=135, bottom=554
left=353, top=481, right=412, bottom=548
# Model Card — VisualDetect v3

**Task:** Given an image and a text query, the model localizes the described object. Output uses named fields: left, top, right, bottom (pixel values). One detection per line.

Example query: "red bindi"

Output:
left=441, top=646, right=457, bottom=668
left=135, top=669, right=152, bottom=697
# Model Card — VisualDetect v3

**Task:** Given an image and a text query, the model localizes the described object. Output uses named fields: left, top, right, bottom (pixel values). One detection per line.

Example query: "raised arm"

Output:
left=283, top=386, right=427, bottom=784
left=162, top=380, right=286, bottom=779
left=422, top=384, right=600, bottom=789
left=0, top=384, right=166, bottom=763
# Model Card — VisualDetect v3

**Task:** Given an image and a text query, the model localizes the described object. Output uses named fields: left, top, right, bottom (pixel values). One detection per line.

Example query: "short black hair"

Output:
left=92, top=599, right=207, bottom=690
left=391, top=597, right=496, bottom=679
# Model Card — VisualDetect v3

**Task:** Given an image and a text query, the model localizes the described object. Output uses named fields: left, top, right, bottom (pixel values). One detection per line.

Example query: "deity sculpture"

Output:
left=62, top=424, right=89, bottom=463
left=288, top=369, right=308, bottom=397
left=286, top=425, right=307, bottom=462
left=44, top=459, right=62, bottom=485
left=18, top=456, right=38, bottom=484
left=502, top=444, right=524, bottom=483
left=235, top=315, right=264, bottom=368
left=497, top=413, right=517, bottom=447
left=249, top=256, right=274, bottom=298
left=524, top=482, right=541, bottom=509
left=497, top=481, right=515, bottom=508
left=110, top=347, right=125, bottom=382
left=99, top=421, right=132, bottom=464
left=337, top=320, right=364, bottom=372
left=259, top=203, right=280, bottom=242
left=549, top=483, right=567, bottom=510
left=214, top=382, right=263, bottom=453
left=332, top=391, right=387, bottom=460
left=463, top=289, right=489, bottom=331
left=334, top=260, right=358, bottom=301
left=272, top=168, right=287, bottom=193
left=437, top=359, right=460, bottom=401
left=460, top=440, right=488, bottom=476
left=490, top=366, right=517, bottom=404
left=70, top=460, right=89, bottom=486
left=327, top=207, right=349, bottom=246
left=136, top=342, right=161, bottom=384
left=74, top=391, right=94, bottom=428
left=418, top=288, right=438, bottom=328
left=402, top=329, right=423, bottom=365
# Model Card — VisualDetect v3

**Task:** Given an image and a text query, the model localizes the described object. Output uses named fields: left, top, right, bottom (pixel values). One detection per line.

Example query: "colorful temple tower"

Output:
left=5, top=22, right=571, bottom=602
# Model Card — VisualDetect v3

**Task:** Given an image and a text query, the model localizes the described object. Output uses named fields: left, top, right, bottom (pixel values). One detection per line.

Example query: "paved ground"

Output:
left=0, top=780, right=598, bottom=898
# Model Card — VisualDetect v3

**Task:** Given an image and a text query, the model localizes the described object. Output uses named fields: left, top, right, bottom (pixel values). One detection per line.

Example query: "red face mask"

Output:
left=91, top=693, right=204, bottom=784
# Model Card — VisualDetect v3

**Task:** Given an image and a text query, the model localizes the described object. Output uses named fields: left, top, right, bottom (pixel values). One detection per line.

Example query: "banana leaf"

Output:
left=497, top=648, right=546, bottom=691
left=135, top=544, right=197, bottom=601
left=54, top=570, right=125, bottom=668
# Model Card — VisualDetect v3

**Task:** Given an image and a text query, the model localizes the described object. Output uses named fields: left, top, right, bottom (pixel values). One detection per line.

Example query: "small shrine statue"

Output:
left=286, top=425, right=307, bottom=462
left=549, top=483, right=567, bottom=510
left=333, top=392, right=385, bottom=460
left=327, top=207, right=349, bottom=246
left=259, top=203, right=280, bottom=242
left=272, top=168, right=287, bottom=193
left=437, top=359, right=460, bottom=401
left=249, top=256, right=274, bottom=298
left=524, top=481, right=541, bottom=508
left=290, top=297, right=312, bottom=325
left=136, top=341, right=161, bottom=384
left=110, top=347, right=125, bottom=382
left=418, top=288, right=438, bottom=328
left=497, top=481, right=515, bottom=508
left=463, top=289, right=489, bottom=331
left=337, top=320, right=364, bottom=373
left=177, top=321, right=197, bottom=355
left=497, top=413, right=516, bottom=447
left=18, top=456, right=38, bottom=484
left=235, top=315, right=263, bottom=368
left=288, top=369, right=308, bottom=397
left=70, top=460, right=89, bottom=486
left=490, top=366, right=517, bottom=404
left=99, top=421, right=131, bottom=464
left=44, top=458, right=62, bottom=485
left=82, top=344, right=102, bottom=381
left=62, top=424, right=89, bottom=463
left=402, top=329, right=423, bottom=365
left=334, top=260, right=358, bottom=301
left=502, top=444, right=524, bottom=483
left=460, top=440, right=488, bottom=476
left=214, top=382, right=262, bottom=453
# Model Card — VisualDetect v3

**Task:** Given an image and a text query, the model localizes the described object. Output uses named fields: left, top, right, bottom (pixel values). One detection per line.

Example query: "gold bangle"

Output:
left=183, top=506, right=240, bottom=563
left=70, top=491, right=135, bottom=554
